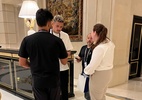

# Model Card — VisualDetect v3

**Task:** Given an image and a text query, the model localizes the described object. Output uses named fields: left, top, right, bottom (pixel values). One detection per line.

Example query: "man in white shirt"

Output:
left=51, top=15, right=73, bottom=100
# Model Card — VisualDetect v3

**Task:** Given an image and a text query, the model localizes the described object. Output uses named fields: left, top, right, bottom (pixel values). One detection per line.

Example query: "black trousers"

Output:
left=33, top=86, right=60, bottom=100
left=60, top=70, right=69, bottom=100
left=84, top=92, right=91, bottom=100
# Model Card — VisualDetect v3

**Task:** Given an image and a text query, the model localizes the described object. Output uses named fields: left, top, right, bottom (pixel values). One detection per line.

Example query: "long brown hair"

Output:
left=91, top=23, right=108, bottom=50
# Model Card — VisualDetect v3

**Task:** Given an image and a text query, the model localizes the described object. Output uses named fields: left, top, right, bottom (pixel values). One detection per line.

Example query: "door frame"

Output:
left=129, top=15, right=142, bottom=79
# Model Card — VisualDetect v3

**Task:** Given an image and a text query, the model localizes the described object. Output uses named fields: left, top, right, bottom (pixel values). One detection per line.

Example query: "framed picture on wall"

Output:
left=46, top=0, right=83, bottom=41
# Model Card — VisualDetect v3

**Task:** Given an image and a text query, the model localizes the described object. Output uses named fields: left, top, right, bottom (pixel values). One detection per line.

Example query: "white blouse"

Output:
left=84, top=40, right=115, bottom=75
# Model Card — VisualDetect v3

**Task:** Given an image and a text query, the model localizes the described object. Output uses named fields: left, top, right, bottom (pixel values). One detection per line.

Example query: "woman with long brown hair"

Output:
left=84, top=23, right=115, bottom=100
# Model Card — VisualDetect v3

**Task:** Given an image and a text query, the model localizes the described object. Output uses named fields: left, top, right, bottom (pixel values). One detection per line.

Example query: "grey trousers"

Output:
left=89, top=69, right=112, bottom=100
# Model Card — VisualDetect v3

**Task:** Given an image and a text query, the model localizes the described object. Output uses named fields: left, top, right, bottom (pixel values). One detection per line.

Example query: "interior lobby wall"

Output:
left=0, top=4, right=18, bottom=48
left=108, top=0, right=132, bottom=87
left=109, top=0, right=142, bottom=87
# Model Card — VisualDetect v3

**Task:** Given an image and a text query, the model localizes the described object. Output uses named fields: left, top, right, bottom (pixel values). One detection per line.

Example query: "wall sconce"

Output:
left=19, top=0, right=39, bottom=35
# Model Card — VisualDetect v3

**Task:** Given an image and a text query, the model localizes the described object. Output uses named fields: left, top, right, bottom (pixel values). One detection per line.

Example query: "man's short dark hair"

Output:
left=36, top=8, right=53, bottom=27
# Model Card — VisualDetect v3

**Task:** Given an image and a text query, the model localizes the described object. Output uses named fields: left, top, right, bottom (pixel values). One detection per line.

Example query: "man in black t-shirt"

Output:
left=76, top=33, right=92, bottom=74
left=18, top=9, right=68, bottom=100
left=76, top=33, right=93, bottom=100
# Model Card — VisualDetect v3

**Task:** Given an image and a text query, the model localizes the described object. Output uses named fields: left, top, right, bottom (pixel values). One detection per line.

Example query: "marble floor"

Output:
left=0, top=77, right=142, bottom=100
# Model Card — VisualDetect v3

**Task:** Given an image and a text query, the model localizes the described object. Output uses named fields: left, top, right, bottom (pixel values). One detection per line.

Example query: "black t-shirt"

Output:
left=18, top=31, right=68, bottom=88
left=78, top=45, right=92, bottom=74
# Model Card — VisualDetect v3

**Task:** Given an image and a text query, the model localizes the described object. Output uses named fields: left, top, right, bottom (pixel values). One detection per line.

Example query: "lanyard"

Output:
left=38, top=29, right=48, bottom=32
left=84, top=47, right=91, bottom=62
left=51, top=30, right=61, bottom=38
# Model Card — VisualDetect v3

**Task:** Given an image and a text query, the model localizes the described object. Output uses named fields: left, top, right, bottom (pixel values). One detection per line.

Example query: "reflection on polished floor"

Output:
left=0, top=77, right=142, bottom=100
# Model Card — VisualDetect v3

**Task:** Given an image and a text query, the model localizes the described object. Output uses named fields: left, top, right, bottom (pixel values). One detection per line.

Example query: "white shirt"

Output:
left=84, top=40, right=115, bottom=75
left=50, top=30, right=73, bottom=71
